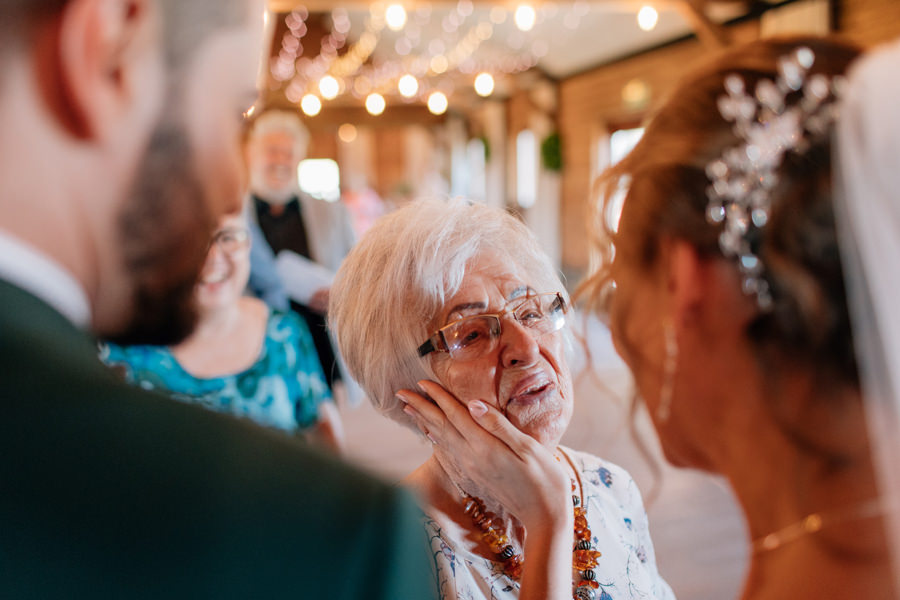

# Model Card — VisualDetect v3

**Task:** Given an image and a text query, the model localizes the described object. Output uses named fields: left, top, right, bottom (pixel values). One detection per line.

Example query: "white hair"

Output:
left=248, top=109, right=310, bottom=154
left=328, top=197, right=568, bottom=430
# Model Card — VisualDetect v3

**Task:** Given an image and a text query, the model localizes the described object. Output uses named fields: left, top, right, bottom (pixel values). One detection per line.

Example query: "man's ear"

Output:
left=39, top=0, right=153, bottom=140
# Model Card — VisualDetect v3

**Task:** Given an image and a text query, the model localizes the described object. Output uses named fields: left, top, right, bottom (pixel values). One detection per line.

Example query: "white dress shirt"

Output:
left=0, top=229, right=90, bottom=329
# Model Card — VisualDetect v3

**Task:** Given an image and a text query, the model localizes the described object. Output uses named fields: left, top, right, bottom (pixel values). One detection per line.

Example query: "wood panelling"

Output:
left=372, top=127, right=407, bottom=199
left=838, top=0, right=900, bottom=47
left=558, top=0, right=900, bottom=277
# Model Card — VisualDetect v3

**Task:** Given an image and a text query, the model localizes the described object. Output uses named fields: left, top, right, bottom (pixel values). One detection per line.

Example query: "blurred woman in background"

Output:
left=103, top=211, right=343, bottom=452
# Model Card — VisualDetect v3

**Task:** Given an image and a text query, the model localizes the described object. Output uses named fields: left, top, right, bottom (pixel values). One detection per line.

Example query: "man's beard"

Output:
left=249, top=166, right=298, bottom=206
left=105, top=121, right=216, bottom=346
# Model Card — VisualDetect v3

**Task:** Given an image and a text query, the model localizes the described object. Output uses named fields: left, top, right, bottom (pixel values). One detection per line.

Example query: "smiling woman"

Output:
left=329, top=197, right=675, bottom=600
left=101, top=211, right=344, bottom=452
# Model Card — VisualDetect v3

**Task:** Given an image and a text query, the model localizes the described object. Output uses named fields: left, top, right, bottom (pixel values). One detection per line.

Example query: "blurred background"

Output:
left=252, top=1, right=900, bottom=597
left=256, top=0, right=898, bottom=285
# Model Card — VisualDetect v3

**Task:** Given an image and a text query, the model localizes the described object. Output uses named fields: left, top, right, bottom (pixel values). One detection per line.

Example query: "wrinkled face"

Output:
left=250, top=130, right=303, bottom=195
left=110, top=2, right=263, bottom=345
left=428, top=252, right=574, bottom=448
left=196, top=213, right=251, bottom=312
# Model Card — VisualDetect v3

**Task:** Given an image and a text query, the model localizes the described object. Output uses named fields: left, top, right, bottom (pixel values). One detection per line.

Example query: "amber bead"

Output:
left=576, top=579, right=600, bottom=590
left=463, top=498, right=480, bottom=515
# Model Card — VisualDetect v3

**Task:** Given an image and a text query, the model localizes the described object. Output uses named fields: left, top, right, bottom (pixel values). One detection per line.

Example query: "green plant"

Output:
left=541, top=132, right=562, bottom=171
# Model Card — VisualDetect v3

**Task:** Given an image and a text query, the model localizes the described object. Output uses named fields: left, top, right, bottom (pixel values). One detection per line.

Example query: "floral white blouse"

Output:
left=423, top=447, right=676, bottom=600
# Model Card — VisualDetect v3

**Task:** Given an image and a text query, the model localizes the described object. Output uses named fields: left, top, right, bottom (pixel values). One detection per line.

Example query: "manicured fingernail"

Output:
left=468, top=400, right=487, bottom=417
left=416, top=380, right=428, bottom=392
left=395, top=392, right=409, bottom=404
left=402, top=405, right=415, bottom=418
left=426, top=433, right=438, bottom=445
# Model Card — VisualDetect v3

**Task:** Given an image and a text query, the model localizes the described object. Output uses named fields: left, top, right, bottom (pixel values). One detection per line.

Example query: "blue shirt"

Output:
left=100, top=310, right=331, bottom=432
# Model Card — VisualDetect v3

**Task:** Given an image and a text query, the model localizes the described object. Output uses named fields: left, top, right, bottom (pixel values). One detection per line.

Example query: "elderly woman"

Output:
left=579, top=37, right=897, bottom=598
left=329, top=198, right=673, bottom=600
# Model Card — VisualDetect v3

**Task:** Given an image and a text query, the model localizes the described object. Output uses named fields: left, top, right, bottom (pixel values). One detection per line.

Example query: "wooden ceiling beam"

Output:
left=675, top=0, right=731, bottom=48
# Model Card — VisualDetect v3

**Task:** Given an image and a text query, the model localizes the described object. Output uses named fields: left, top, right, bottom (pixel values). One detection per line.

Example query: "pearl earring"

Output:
left=657, top=321, right=678, bottom=422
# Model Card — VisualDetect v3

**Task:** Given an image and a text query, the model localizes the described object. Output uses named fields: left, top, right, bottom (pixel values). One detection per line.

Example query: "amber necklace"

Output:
left=459, top=449, right=604, bottom=600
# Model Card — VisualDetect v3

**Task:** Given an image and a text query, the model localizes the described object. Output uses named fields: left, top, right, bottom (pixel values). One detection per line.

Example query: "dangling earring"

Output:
left=657, top=320, right=678, bottom=422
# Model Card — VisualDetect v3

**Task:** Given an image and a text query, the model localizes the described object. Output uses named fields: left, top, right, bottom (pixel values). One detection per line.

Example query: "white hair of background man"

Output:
left=328, top=197, right=569, bottom=432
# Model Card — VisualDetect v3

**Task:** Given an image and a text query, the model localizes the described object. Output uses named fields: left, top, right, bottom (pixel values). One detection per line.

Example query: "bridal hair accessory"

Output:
left=705, top=46, right=844, bottom=310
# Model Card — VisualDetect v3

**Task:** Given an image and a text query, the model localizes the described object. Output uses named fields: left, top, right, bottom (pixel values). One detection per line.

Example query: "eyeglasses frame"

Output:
left=417, top=292, right=567, bottom=359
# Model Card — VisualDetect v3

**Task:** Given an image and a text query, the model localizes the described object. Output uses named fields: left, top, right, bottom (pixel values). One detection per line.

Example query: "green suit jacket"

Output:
left=0, top=279, right=437, bottom=599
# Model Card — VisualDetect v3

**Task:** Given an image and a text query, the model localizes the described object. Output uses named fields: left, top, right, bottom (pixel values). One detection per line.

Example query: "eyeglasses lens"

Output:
left=212, top=228, right=249, bottom=254
left=442, top=293, right=566, bottom=360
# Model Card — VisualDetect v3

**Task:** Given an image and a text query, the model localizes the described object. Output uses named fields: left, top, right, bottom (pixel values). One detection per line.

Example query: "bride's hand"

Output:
left=398, top=379, right=571, bottom=529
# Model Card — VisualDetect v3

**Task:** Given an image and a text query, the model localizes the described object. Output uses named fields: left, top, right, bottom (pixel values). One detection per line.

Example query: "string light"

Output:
left=430, top=55, right=449, bottom=74
left=272, top=7, right=554, bottom=109
left=318, top=75, right=340, bottom=100
left=398, top=74, right=419, bottom=98
left=637, top=6, right=659, bottom=31
left=514, top=5, right=536, bottom=32
left=474, top=72, right=495, bottom=97
left=427, top=91, right=448, bottom=115
left=338, top=123, right=358, bottom=143
left=365, top=93, right=386, bottom=115
left=385, top=4, right=408, bottom=31
left=300, top=94, right=322, bottom=116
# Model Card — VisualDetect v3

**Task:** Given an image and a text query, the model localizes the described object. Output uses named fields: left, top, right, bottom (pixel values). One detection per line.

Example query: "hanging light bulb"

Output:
left=300, top=94, right=321, bottom=116
left=385, top=4, right=408, bottom=31
left=427, top=91, right=448, bottom=115
left=365, top=93, right=386, bottom=115
left=514, top=4, right=536, bottom=32
left=398, top=74, right=419, bottom=98
left=637, top=6, right=659, bottom=31
left=338, top=123, right=358, bottom=143
left=474, top=72, right=495, bottom=97
left=430, top=55, right=449, bottom=74
left=318, top=75, right=340, bottom=100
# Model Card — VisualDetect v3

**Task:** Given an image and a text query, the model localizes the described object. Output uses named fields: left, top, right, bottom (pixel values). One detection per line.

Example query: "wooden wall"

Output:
left=557, top=0, right=900, bottom=279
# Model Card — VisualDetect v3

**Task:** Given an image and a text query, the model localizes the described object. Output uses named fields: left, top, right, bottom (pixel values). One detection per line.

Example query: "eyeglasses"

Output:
left=209, top=227, right=250, bottom=254
left=417, top=292, right=568, bottom=361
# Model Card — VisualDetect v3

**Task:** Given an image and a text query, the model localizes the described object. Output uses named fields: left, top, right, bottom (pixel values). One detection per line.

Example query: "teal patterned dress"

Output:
left=100, top=310, right=332, bottom=433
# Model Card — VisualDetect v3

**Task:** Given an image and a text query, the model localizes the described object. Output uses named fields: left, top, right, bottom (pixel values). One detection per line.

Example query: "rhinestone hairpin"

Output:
left=705, top=46, right=843, bottom=310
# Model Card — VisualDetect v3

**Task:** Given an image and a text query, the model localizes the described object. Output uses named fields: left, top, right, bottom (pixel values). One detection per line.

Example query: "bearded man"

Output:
left=0, top=1, right=434, bottom=597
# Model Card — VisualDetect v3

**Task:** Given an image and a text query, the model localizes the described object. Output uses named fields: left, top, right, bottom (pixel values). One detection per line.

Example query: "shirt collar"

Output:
left=253, top=194, right=300, bottom=216
left=0, top=230, right=91, bottom=329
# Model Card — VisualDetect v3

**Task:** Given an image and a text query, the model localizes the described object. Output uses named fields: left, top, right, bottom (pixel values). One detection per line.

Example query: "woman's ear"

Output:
left=667, top=238, right=758, bottom=334
left=665, top=238, right=706, bottom=329
left=43, top=0, right=155, bottom=140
